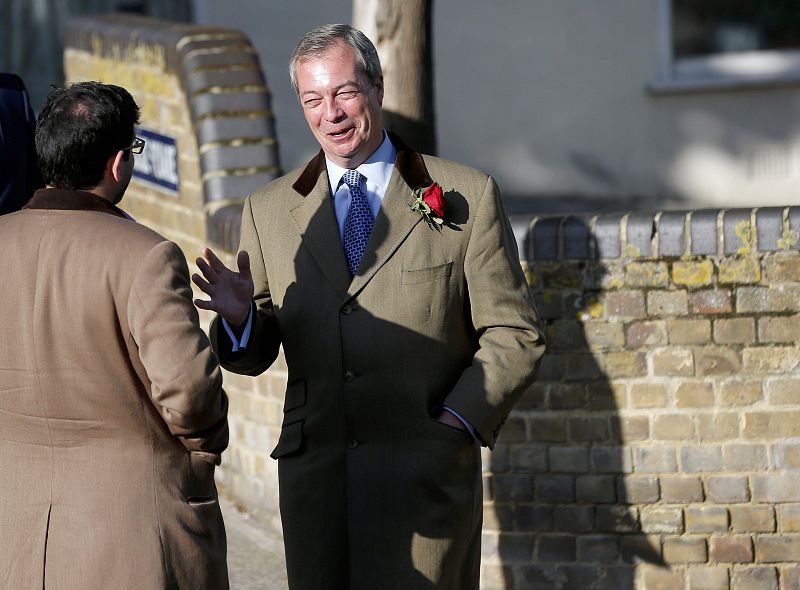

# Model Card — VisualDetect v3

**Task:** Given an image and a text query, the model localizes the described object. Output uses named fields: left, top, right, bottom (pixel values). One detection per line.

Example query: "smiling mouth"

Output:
left=328, top=128, right=354, bottom=140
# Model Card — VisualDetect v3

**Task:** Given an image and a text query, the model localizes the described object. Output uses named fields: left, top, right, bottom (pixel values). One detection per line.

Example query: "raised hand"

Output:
left=192, top=248, right=254, bottom=329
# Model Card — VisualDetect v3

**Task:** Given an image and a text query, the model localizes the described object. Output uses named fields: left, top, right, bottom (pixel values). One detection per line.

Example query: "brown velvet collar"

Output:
left=291, top=132, right=433, bottom=197
left=24, top=188, right=128, bottom=219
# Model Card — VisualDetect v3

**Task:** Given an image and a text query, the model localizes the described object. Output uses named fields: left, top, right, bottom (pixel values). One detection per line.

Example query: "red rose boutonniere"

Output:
left=410, top=182, right=446, bottom=229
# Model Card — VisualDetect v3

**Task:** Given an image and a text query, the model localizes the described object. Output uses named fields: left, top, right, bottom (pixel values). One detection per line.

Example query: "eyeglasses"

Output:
left=128, top=136, right=146, bottom=154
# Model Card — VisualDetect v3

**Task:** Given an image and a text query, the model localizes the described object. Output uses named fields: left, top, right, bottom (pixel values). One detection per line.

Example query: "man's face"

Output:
left=295, top=41, right=384, bottom=169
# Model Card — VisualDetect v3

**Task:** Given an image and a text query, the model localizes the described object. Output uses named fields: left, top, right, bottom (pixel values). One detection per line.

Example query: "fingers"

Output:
left=191, top=272, right=214, bottom=295
left=203, top=247, right=229, bottom=274
left=236, top=250, right=252, bottom=280
left=195, top=256, right=219, bottom=283
left=193, top=298, right=217, bottom=312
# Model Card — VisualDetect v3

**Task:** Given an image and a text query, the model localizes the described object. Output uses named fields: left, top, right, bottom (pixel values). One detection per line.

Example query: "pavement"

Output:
left=221, top=496, right=289, bottom=590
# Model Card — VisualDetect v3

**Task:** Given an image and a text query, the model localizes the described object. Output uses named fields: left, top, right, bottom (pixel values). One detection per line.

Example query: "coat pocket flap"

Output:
left=401, top=261, right=453, bottom=285
left=270, top=420, right=303, bottom=459
left=283, top=380, right=307, bottom=412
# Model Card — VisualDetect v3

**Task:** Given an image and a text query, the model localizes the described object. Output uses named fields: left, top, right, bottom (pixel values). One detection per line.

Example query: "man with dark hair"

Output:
left=195, top=24, right=545, bottom=589
left=0, top=81, right=230, bottom=589
left=0, top=73, right=42, bottom=214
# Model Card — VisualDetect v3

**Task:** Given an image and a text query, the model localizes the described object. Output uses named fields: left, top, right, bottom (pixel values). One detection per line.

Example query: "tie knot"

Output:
left=342, top=169, right=363, bottom=191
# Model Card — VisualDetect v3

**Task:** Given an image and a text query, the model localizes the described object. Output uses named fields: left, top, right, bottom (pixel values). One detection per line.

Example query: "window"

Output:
left=652, top=0, right=800, bottom=92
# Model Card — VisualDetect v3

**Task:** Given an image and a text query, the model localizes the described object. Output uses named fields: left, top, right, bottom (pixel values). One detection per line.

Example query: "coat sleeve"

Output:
left=442, top=175, right=546, bottom=449
left=209, top=194, right=282, bottom=376
left=128, top=240, right=229, bottom=455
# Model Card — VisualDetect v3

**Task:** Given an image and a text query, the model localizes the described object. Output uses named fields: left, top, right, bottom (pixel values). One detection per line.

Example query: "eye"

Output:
left=337, top=90, right=360, bottom=100
left=303, top=97, right=322, bottom=108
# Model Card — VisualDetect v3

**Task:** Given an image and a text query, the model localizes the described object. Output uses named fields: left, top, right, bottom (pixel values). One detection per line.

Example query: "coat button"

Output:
left=348, top=439, right=359, bottom=449
left=341, top=304, right=352, bottom=315
left=344, top=370, right=355, bottom=382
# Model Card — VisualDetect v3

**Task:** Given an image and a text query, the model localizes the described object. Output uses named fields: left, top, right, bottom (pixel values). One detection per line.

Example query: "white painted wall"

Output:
left=194, top=0, right=800, bottom=210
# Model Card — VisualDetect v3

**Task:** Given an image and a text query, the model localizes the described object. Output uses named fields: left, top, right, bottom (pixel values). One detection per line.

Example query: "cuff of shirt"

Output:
left=221, top=304, right=254, bottom=351
left=442, top=406, right=477, bottom=440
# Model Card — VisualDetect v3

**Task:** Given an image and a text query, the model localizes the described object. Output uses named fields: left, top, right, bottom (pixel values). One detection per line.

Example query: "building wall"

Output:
left=194, top=0, right=800, bottom=211
left=488, top=208, right=800, bottom=589
left=6, top=1, right=799, bottom=210
left=66, top=15, right=800, bottom=590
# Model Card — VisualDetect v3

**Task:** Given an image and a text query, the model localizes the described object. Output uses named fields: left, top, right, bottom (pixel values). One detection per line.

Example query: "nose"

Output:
left=323, top=95, right=344, bottom=122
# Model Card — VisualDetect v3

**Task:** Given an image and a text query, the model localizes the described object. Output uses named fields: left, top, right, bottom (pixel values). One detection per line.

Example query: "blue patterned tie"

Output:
left=342, top=169, right=373, bottom=276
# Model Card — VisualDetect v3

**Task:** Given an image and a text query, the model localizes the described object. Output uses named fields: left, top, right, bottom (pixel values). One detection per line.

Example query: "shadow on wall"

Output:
left=490, top=218, right=662, bottom=590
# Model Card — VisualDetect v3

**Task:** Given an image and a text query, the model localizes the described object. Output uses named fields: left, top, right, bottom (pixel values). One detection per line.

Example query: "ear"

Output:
left=109, top=150, right=127, bottom=183
left=375, top=75, right=384, bottom=107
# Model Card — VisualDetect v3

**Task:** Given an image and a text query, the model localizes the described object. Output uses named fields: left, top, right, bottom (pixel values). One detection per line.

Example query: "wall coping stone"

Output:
left=65, top=13, right=279, bottom=250
left=514, top=207, right=800, bottom=262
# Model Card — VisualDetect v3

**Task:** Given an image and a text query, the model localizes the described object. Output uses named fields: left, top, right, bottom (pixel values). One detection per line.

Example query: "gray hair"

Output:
left=289, top=24, right=382, bottom=95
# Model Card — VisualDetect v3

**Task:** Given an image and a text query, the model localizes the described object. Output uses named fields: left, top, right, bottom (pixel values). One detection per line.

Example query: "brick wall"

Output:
left=486, top=209, right=800, bottom=590
left=65, top=15, right=800, bottom=590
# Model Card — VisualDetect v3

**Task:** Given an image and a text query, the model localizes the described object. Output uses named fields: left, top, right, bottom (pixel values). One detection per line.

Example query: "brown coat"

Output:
left=211, top=137, right=545, bottom=589
left=0, top=190, right=229, bottom=590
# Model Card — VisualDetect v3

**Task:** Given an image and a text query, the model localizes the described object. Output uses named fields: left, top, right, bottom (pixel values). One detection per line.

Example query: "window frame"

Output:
left=650, top=0, right=800, bottom=93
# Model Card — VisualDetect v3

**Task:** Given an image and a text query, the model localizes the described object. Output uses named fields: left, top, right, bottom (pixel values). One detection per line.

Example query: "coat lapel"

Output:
left=290, top=135, right=434, bottom=302
left=347, top=134, right=433, bottom=298
left=346, top=170, right=420, bottom=297
left=290, top=152, right=351, bottom=299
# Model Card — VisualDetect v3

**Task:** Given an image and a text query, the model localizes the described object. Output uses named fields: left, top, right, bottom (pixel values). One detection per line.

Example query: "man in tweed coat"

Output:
left=0, top=82, right=229, bottom=589
left=195, top=24, right=544, bottom=589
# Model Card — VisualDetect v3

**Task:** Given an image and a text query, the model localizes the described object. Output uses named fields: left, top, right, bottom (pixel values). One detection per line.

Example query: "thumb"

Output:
left=237, top=250, right=251, bottom=279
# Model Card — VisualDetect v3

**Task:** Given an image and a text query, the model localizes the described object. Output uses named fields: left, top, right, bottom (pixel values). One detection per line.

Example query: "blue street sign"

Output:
left=133, top=127, right=179, bottom=194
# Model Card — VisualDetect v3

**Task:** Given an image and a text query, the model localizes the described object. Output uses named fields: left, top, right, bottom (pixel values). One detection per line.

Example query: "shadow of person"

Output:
left=488, top=217, right=663, bottom=590
left=267, top=182, right=503, bottom=589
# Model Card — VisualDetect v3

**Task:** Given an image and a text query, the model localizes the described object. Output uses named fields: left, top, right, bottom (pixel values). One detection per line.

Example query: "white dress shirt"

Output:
left=327, top=131, right=396, bottom=241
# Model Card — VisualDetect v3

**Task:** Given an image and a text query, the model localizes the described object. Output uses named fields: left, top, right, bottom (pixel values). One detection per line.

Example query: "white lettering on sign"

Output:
left=133, top=128, right=179, bottom=194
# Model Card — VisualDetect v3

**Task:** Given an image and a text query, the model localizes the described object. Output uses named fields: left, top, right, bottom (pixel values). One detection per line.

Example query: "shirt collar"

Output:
left=325, top=131, right=396, bottom=193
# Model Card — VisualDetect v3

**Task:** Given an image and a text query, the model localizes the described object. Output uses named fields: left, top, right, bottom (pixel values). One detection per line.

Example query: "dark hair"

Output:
left=35, top=82, right=140, bottom=190
left=289, top=24, right=382, bottom=95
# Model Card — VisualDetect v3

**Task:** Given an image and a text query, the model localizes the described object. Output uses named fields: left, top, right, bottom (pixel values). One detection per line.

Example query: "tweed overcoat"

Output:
left=0, top=190, right=230, bottom=590
left=211, top=137, right=545, bottom=589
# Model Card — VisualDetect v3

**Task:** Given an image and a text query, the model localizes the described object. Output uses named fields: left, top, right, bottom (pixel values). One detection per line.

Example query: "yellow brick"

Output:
left=630, top=383, right=669, bottom=408
left=604, top=352, right=647, bottom=378
left=625, top=262, right=670, bottom=288
left=652, top=415, right=695, bottom=440
left=718, top=256, right=761, bottom=284
left=675, top=381, right=714, bottom=407
left=696, top=413, right=739, bottom=439
left=720, top=380, right=763, bottom=406
left=672, top=260, right=714, bottom=287
left=744, top=412, right=800, bottom=438
left=743, top=347, right=800, bottom=374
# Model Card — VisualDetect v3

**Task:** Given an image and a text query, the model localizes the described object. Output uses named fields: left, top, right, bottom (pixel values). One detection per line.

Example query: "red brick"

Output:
left=709, top=536, right=753, bottom=562
left=626, top=321, right=668, bottom=348
left=605, top=290, right=646, bottom=319
left=690, top=289, right=732, bottom=314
